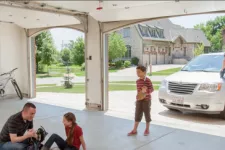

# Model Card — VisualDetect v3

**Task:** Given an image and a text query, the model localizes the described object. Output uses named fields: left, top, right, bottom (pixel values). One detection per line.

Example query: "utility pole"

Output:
left=61, top=40, right=64, bottom=51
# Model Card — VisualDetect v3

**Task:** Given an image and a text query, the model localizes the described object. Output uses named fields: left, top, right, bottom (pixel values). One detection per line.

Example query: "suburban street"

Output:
left=36, top=64, right=183, bottom=85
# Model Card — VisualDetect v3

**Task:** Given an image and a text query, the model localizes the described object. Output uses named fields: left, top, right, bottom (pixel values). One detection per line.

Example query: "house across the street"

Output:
left=117, top=18, right=211, bottom=65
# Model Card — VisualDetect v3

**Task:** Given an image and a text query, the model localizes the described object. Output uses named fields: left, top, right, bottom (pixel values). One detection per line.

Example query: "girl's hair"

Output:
left=64, top=112, right=77, bottom=145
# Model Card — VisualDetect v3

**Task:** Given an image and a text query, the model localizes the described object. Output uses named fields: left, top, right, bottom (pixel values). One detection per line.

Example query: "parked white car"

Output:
left=158, top=52, right=225, bottom=119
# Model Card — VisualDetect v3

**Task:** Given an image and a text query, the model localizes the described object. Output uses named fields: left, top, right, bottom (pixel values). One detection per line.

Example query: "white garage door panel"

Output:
left=157, top=54, right=165, bottom=64
left=151, top=55, right=157, bottom=65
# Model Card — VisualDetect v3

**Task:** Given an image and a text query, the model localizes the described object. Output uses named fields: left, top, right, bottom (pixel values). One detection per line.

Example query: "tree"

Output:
left=194, top=16, right=225, bottom=52
left=35, top=31, right=56, bottom=73
left=108, top=32, right=127, bottom=62
left=61, top=48, right=71, bottom=63
left=54, top=50, right=62, bottom=64
left=194, top=43, right=204, bottom=57
left=69, top=37, right=85, bottom=66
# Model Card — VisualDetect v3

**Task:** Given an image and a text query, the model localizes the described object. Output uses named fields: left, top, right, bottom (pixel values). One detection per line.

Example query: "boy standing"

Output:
left=128, top=65, right=154, bottom=136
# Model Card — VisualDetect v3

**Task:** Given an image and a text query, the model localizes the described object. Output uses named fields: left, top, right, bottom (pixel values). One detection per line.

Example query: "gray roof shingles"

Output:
left=135, top=19, right=211, bottom=47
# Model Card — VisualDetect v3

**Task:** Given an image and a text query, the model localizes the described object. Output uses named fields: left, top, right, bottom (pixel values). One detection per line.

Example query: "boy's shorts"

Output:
left=135, top=100, right=151, bottom=123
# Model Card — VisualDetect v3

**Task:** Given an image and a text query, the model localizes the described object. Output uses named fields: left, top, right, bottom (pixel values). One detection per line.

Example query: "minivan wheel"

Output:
left=220, top=106, right=225, bottom=120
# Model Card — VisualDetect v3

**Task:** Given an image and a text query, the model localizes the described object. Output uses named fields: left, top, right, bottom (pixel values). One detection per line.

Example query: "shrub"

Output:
left=124, top=61, right=131, bottom=68
left=81, top=63, right=85, bottom=71
left=121, top=64, right=125, bottom=69
left=131, top=57, right=139, bottom=65
left=109, top=62, right=116, bottom=67
left=56, top=63, right=64, bottom=67
left=38, top=63, right=45, bottom=72
left=115, top=60, right=123, bottom=68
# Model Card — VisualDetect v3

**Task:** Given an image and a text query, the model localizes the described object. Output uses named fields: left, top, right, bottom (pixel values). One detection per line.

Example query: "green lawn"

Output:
left=36, top=84, right=159, bottom=93
left=149, top=67, right=182, bottom=76
left=36, top=66, right=117, bottom=78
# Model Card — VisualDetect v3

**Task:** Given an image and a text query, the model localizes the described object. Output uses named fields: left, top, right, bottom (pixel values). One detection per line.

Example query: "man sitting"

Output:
left=221, top=53, right=225, bottom=78
left=0, top=102, right=37, bottom=150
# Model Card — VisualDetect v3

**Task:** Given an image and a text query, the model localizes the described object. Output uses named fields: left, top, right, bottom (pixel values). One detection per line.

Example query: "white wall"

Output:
left=0, top=23, right=28, bottom=97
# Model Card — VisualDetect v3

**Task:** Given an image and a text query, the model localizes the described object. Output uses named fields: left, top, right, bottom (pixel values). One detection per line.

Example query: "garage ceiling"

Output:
left=0, top=1, right=225, bottom=29
left=0, top=5, right=80, bottom=29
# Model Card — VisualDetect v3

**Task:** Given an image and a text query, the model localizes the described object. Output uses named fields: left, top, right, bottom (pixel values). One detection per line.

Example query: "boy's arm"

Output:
left=136, top=80, right=141, bottom=92
left=147, top=79, right=154, bottom=93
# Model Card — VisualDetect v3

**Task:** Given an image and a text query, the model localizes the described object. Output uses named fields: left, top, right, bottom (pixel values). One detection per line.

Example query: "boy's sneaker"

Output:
left=127, top=130, right=137, bottom=136
left=144, top=130, right=149, bottom=136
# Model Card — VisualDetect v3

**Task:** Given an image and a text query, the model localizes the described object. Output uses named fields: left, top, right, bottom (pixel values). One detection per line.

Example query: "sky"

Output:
left=50, top=13, right=225, bottom=50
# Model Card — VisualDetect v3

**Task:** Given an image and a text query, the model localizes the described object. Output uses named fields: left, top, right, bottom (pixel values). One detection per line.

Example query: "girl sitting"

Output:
left=42, top=112, right=86, bottom=150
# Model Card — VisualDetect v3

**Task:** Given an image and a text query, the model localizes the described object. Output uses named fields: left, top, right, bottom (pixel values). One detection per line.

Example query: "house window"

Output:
left=148, top=27, right=156, bottom=37
left=160, top=30, right=165, bottom=38
left=138, top=24, right=149, bottom=37
left=124, top=45, right=132, bottom=58
left=184, top=47, right=186, bottom=56
left=152, top=30, right=157, bottom=37
left=123, top=27, right=130, bottom=38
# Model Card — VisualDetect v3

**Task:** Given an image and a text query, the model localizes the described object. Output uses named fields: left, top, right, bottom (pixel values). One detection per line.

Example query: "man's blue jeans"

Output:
left=0, top=139, right=29, bottom=150
left=221, top=69, right=225, bottom=78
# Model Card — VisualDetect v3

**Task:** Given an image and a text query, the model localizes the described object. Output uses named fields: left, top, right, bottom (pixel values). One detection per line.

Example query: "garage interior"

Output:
left=1, top=1, right=225, bottom=149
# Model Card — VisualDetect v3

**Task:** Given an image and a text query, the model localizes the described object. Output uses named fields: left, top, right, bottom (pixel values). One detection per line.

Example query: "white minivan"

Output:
left=158, top=52, right=225, bottom=119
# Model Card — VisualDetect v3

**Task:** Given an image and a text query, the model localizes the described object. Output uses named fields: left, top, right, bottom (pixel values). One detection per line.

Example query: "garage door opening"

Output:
left=106, top=13, right=222, bottom=120
left=32, top=27, right=86, bottom=110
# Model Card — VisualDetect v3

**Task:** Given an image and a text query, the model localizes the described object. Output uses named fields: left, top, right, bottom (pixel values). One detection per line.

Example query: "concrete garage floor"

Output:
left=0, top=96, right=225, bottom=150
